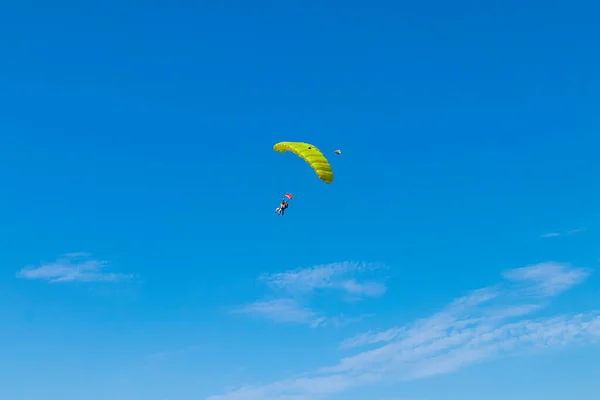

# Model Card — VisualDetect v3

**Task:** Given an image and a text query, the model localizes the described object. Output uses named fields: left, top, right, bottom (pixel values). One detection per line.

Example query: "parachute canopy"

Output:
left=284, top=193, right=293, bottom=199
left=273, top=141, right=334, bottom=184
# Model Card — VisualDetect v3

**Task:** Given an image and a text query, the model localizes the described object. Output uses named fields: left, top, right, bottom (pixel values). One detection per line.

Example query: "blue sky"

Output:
left=1, top=0, right=599, bottom=399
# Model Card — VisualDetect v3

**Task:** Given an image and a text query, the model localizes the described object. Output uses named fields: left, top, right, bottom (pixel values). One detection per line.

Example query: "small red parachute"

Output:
left=284, top=193, right=293, bottom=200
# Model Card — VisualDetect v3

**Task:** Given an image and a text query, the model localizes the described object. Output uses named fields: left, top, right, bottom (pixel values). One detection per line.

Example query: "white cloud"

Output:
left=338, top=287, right=498, bottom=351
left=209, top=262, right=597, bottom=400
left=16, top=253, right=133, bottom=283
left=234, top=262, right=387, bottom=327
left=233, top=299, right=326, bottom=327
left=231, top=299, right=370, bottom=329
left=207, top=372, right=381, bottom=400
left=340, top=280, right=387, bottom=297
left=540, top=227, right=585, bottom=238
left=540, top=232, right=561, bottom=238
left=503, top=262, right=589, bottom=296
left=261, top=262, right=387, bottom=298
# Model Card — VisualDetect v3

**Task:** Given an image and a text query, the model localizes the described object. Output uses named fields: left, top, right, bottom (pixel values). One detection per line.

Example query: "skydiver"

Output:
left=279, top=199, right=289, bottom=216
left=275, top=198, right=289, bottom=216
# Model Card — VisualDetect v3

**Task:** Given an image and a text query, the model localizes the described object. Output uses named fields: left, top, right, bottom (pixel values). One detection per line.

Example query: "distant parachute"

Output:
left=273, top=141, right=334, bottom=184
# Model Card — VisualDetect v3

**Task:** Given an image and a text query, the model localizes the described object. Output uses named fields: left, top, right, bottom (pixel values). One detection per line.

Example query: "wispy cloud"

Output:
left=233, top=299, right=326, bottom=327
left=232, top=298, right=372, bottom=328
left=340, top=279, right=387, bottom=297
left=540, top=232, right=561, bottom=238
left=540, top=228, right=585, bottom=238
left=234, top=262, right=387, bottom=327
left=262, top=261, right=387, bottom=298
left=209, top=262, right=597, bottom=400
left=16, top=252, right=133, bottom=283
left=503, top=262, right=589, bottom=296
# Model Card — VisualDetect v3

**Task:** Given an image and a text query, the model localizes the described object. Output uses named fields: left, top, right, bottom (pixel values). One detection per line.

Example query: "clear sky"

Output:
left=1, top=1, right=599, bottom=399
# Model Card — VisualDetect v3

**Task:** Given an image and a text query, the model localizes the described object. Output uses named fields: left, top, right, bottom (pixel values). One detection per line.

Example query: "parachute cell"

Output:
left=273, top=142, right=334, bottom=184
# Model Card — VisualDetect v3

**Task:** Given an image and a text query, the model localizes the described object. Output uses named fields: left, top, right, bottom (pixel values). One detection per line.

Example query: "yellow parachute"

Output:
left=273, top=141, right=334, bottom=184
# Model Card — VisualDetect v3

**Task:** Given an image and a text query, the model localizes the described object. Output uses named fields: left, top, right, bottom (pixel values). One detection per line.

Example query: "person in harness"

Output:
left=275, top=193, right=293, bottom=216
left=275, top=199, right=288, bottom=216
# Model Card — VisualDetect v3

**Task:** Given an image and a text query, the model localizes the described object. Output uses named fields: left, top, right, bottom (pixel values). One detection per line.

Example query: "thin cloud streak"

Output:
left=233, top=262, right=388, bottom=327
left=540, top=232, right=561, bottom=238
left=341, top=279, right=387, bottom=297
left=209, top=262, right=597, bottom=400
left=540, top=227, right=585, bottom=238
left=232, top=298, right=326, bottom=327
left=232, top=298, right=372, bottom=328
left=16, top=253, right=133, bottom=283
left=503, top=262, right=589, bottom=296
left=261, top=262, right=387, bottom=297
